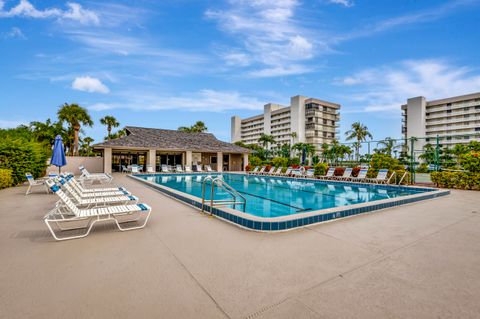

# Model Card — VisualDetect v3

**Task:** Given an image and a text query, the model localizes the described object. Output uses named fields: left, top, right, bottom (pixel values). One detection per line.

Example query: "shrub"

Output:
left=334, top=167, right=345, bottom=176
left=289, top=157, right=300, bottom=166
left=431, top=171, right=480, bottom=190
left=368, top=153, right=403, bottom=178
left=272, top=157, right=289, bottom=168
left=416, top=163, right=429, bottom=173
left=352, top=167, right=361, bottom=177
left=245, top=164, right=252, bottom=171
left=0, top=169, right=13, bottom=189
left=460, top=151, right=480, bottom=173
left=248, top=155, right=263, bottom=168
left=0, top=137, right=49, bottom=185
left=314, top=163, right=328, bottom=176
left=265, top=165, right=272, bottom=172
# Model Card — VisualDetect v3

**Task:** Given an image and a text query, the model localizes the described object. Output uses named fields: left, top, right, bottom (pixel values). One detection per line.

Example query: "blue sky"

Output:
left=1, top=0, right=480, bottom=143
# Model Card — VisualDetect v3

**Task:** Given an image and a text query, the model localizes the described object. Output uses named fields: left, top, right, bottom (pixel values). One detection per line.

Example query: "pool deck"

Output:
left=1, top=173, right=479, bottom=319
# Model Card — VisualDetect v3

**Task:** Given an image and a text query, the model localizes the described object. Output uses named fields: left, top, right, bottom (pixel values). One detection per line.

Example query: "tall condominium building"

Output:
left=231, top=95, right=340, bottom=150
left=401, top=92, right=480, bottom=149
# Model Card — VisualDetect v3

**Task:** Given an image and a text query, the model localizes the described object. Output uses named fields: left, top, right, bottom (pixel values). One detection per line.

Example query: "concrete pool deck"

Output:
left=1, top=173, right=479, bottom=319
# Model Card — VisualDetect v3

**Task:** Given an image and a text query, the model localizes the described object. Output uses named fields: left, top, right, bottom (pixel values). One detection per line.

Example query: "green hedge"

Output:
left=314, top=163, right=328, bottom=176
left=0, top=138, right=49, bottom=185
left=0, top=169, right=13, bottom=189
left=431, top=171, right=480, bottom=190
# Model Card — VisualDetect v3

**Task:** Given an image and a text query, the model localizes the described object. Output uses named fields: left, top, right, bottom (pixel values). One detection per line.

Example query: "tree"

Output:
left=345, top=122, right=373, bottom=161
left=178, top=121, right=208, bottom=133
left=290, top=131, right=297, bottom=144
left=100, top=115, right=119, bottom=140
left=258, top=134, right=276, bottom=149
left=108, top=129, right=127, bottom=140
left=80, top=136, right=95, bottom=156
left=57, top=103, right=93, bottom=156
left=292, top=143, right=315, bottom=165
left=376, top=137, right=399, bottom=157
left=29, top=118, right=67, bottom=147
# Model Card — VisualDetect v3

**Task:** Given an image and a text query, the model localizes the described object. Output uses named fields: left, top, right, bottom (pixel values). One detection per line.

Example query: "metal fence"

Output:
left=318, top=133, right=480, bottom=183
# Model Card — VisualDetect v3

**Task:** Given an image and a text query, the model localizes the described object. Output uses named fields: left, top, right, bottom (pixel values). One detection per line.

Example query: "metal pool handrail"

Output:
left=201, top=176, right=247, bottom=214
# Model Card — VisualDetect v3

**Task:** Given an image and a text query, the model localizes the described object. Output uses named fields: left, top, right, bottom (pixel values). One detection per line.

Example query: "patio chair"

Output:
left=176, top=165, right=184, bottom=173
left=248, top=166, right=259, bottom=174
left=370, top=169, right=391, bottom=184
left=121, top=165, right=131, bottom=173
left=185, top=165, right=193, bottom=173
left=255, top=166, right=266, bottom=175
left=305, top=168, right=315, bottom=178
left=67, top=174, right=130, bottom=194
left=317, top=167, right=335, bottom=180
left=25, top=173, right=49, bottom=195
left=160, top=164, right=169, bottom=173
left=44, top=180, right=151, bottom=241
left=146, top=165, right=155, bottom=174
left=273, top=167, right=283, bottom=175
left=196, top=164, right=203, bottom=172
left=56, top=176, right=131, bottom=198
left=350, top=168, right=369, bottom=183
left=131, top=165, right=139, bottom=174
left=281, top=167, right=292, bottom=176
left=263, top=167, right=275, bottom=175
left=54, top=177, right=138, bottom=208
left=336, top=167, right=353, bottom=181
left=205, top=165, right=213, bottom=172
left=79, top=166, right=113, bottom=183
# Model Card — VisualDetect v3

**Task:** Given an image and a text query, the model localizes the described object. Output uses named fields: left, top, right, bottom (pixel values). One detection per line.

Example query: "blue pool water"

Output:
left=138, top=173, right=430, bottom=218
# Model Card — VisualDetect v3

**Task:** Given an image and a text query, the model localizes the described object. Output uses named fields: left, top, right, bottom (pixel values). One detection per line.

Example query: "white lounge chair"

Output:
left=350, top=168, right=369, bottom=182
left=65, top=174, right=130, bottom=194
left=175, top=165, right=184, bottom=173
left=185, top=165, right=193, bottom=173
left=25, top=173, right=49, bottom=195
left=255, top=166, right=266, bottom=175
left=205, top=165, right=213, bottom=172
left=44, top=180, right=151, bottom=241
left=161, top=164, right=170, bottom=173
left=305, top=168, right=315, bottom=178
left=54, top=178, right=138, bottom=208
left=318, top=167, right=335, bottom=180
left=370, top=169, right=390, bottom=184
left=57, top=176, right=131, bottom=198
left=79, top=166, right=113, bottom=183
left=336, top=167, right=353, bottom=181
left=130, top=165, right=140, bottom=174
left=196, top=165, right=203, bottom=172
left=273, top=167, right=283, bottom=175
left=248, top=166, right=259, bottom=174
left=263, top=167, right=275, bottom=175
left=280, top=167, right=292, bottom=176
left=146, top=165, right=155, bottom=174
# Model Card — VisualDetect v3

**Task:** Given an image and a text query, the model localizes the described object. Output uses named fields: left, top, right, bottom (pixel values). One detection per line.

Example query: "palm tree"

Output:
left=290, top=131, right=297, bottom=144
left=57, top=103, right=93, bottom=156
left=108, top=129, right=127, bottom=140
left=258, top=134, right=276, bottom=149
left=100, top=115, right=119, bottom=140
left=292, top=143, right=315, bottom=164
left=29, top=118, right=66, bottom=146
left=80, top=136, right=95, bottom=156
left=345, top=122, right=373, bottom=161
left=178, top=121, right=208, bottom=133
left=376, top=137, right=397, bottom=156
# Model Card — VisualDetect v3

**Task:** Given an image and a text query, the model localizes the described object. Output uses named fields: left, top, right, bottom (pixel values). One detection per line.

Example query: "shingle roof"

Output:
left=93, top=126, right=250, bottom=153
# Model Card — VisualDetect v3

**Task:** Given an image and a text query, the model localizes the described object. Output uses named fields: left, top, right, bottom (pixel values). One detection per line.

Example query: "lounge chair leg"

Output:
left=114, top=209, right=151, bottom=231
left=45, top=217, right=97, bottom=241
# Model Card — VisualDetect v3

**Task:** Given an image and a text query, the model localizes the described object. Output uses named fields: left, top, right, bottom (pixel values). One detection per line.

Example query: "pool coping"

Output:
left=128, top=173, right=450, bottom=232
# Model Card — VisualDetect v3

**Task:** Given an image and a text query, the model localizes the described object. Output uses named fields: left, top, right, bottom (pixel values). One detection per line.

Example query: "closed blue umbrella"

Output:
left=51, top=135, right=67, bottom=173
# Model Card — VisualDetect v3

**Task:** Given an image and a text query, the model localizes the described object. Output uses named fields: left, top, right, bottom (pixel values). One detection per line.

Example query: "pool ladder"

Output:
left=201, top=176, right=247, bottom=214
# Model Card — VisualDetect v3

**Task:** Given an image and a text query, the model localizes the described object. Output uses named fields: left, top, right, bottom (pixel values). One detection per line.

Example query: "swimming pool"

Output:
left=131, top=173, right=449, bottom=231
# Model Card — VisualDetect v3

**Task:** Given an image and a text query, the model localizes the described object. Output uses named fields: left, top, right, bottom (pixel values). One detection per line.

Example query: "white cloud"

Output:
left=88, top=90, right=265, bottom=112
left=337, top=60, right=480, bottom=113
left=0, top=0, right=99, bottom=25
left=327, top=0, right=354, bottom=7
left=2, top=26, right=25, bottom=39
left=72, top=76, right=109, bottom=94
left=206, top=0, right=320, bottom=77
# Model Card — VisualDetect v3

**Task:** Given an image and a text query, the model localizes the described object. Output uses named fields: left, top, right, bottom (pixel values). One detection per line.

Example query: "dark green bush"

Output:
left=0, top=169, right=13, bottom=189
left=248, top=155, right=263, bottom=168
left=272, top=157, right=289, bottom=168
left=314, top=163, right=328, bottom=176
left=289, top=157, right=300, bottom=166
left=431, top=171, right=480, bottom=190
left=0, top=137, right=49, bottom=185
